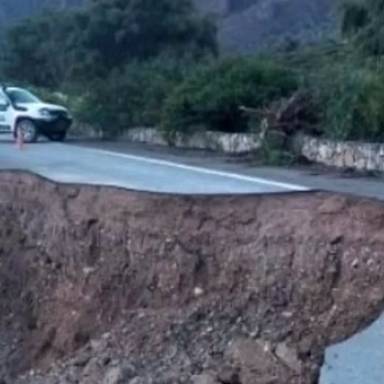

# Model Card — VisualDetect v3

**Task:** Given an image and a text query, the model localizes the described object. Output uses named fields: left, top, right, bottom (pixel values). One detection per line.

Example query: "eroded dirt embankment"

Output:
left=1, top=171, right=384, bottom=384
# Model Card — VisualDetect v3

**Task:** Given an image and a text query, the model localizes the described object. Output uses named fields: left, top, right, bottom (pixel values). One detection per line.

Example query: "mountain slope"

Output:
left=0, top=0, right=338, bottom=53
left=0, top=0, right=82, bottom=25
left=218, top=0, right=338, bottom=53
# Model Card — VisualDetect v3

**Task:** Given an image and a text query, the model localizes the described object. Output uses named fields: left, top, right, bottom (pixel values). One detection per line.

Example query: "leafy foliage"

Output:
left=2, top=0, right=217, bottom=87
left=309, top=59, right=384, bottom=141
left=161, top=58, right=298, bottom=136
left=75, top=57, right=191, bottom=137
left=3, top=10, right=76, bottom=87
left=342, top=0, right=384, bottom=55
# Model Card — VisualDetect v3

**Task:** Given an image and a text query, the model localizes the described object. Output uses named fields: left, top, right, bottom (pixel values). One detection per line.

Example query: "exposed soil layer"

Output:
left=1, top=171, right=384, bottom=384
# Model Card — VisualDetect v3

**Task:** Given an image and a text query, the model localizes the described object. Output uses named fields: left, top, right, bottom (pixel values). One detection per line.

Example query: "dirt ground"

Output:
left=1, top=171, right=384, bottom=384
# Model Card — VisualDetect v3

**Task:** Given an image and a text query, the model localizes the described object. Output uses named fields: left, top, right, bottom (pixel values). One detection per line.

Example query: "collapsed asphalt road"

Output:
left=1, top=172, right=384, bottom=384
left=2, top=138, right=384, bottom=383
left=321, top=314, right=384, bottom=384
left=0, top=138, right=307, bottom=194
left=3, top=137, right=384, bottom=200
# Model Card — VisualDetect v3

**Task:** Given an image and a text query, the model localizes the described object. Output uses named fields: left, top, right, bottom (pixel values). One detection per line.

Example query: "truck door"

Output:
left=0, top=89, right=11, bottom=132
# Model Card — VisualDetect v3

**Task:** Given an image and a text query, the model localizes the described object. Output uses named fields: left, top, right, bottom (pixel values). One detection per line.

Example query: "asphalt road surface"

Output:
left=0, top=138, right=308, bottom=194
left=320, top=314, right=384, bottom=384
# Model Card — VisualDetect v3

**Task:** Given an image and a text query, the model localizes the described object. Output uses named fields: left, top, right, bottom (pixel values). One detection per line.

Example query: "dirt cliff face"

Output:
left=1, top=171, right=384, bottom=384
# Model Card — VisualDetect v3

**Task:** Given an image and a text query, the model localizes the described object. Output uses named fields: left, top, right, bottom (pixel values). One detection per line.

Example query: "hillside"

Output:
left=0, top=0, right=82, bottom=26
left=0, top=0, right=338, bottom=53
left=193, top=0, right=338, bottom=53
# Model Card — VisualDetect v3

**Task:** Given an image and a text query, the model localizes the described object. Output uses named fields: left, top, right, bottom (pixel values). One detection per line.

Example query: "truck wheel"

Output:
left=15, top=119, right=39, bottom=143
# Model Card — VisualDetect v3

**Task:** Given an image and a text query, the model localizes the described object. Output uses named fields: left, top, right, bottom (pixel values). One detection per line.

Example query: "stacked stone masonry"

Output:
left=123, top=128, right=262, bottom=154
left=297, top=134, right=384, bottom=172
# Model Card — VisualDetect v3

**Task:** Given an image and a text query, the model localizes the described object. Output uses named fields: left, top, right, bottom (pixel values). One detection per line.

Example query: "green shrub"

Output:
left=341, top=0, right=384, bottom=56
left=75, top=57, right=190, bottom=137
left=161, top=57, right=298, bottom=137
left=310, top=61, right=384, bottom=141
left=1, top=0, right=217, bottom=88
left=29, top=86, right=70, bottom=107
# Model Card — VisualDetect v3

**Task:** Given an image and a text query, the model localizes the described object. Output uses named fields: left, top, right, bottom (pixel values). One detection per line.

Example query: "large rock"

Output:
left=103, top=363, right=136, bottom=384
left=192, top=373, right=219, bottom=384
left=226, top=339, right=297, bottom=384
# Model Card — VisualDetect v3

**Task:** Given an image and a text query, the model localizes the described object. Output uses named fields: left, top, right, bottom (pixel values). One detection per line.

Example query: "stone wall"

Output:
left=123, top=128, right=263, bottom=154
left=69, top=122, right=103, bottom=139
left=295, top=134, right=384, bottom=172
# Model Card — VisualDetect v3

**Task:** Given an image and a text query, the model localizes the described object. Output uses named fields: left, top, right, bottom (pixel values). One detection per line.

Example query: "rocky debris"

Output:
left=226, top=339, right=296, bottom=384
left=192, top=373, right=219, bottom=384
left=275, top=342, right=302, bottom=374
left=103, top=363, right=137, bottom=384
left=217, top=366, right=241, bottom=384
left=1, top=172, right=384, bottom=383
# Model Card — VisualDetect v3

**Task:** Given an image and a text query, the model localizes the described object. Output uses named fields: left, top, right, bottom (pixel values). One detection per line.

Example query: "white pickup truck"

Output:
left=0, top=86, right=72, bottom=142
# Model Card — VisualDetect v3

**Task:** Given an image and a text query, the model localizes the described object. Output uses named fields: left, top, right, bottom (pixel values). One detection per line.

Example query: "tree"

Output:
left=161, top=57, right=298, bottom=135
left=2, top=0, right=217, bottom=87
left=341, top=0, right=384, bottom=55
left=341, top=0, right=369, bottom=36
left=75, top=0, right=217, bottom=75
left=2, top=10, right=77, bottom=87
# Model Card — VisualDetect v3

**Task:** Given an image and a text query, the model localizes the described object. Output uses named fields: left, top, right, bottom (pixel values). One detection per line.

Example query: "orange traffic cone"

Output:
left=16, top=129, right=24, bottom=150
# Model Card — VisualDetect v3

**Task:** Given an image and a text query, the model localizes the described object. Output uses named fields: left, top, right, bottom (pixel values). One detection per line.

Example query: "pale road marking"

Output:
left=80, top=146, right=309, bottom=192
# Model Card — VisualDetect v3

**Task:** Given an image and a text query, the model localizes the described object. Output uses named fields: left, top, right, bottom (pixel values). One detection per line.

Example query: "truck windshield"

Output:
left=6, top=89, right=40, bottom=104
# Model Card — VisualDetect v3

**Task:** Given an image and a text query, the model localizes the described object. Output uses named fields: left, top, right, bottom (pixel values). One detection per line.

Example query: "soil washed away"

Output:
left=1, top=171, right=384, bottom=384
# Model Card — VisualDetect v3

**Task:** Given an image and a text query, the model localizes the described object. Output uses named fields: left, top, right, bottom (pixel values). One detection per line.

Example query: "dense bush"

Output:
left=309, top=61, right=384, bottom=141
left=342, top=0, right=384, bottom=55
left=161, top=57, right=298, bottom=137
left=3, top=10, right=76, bottom=87
left=28, top=86, right=71, bottom=107
left=2, top=0, right=217, bottom=88
left=75, top=58, right=191, bottom=137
